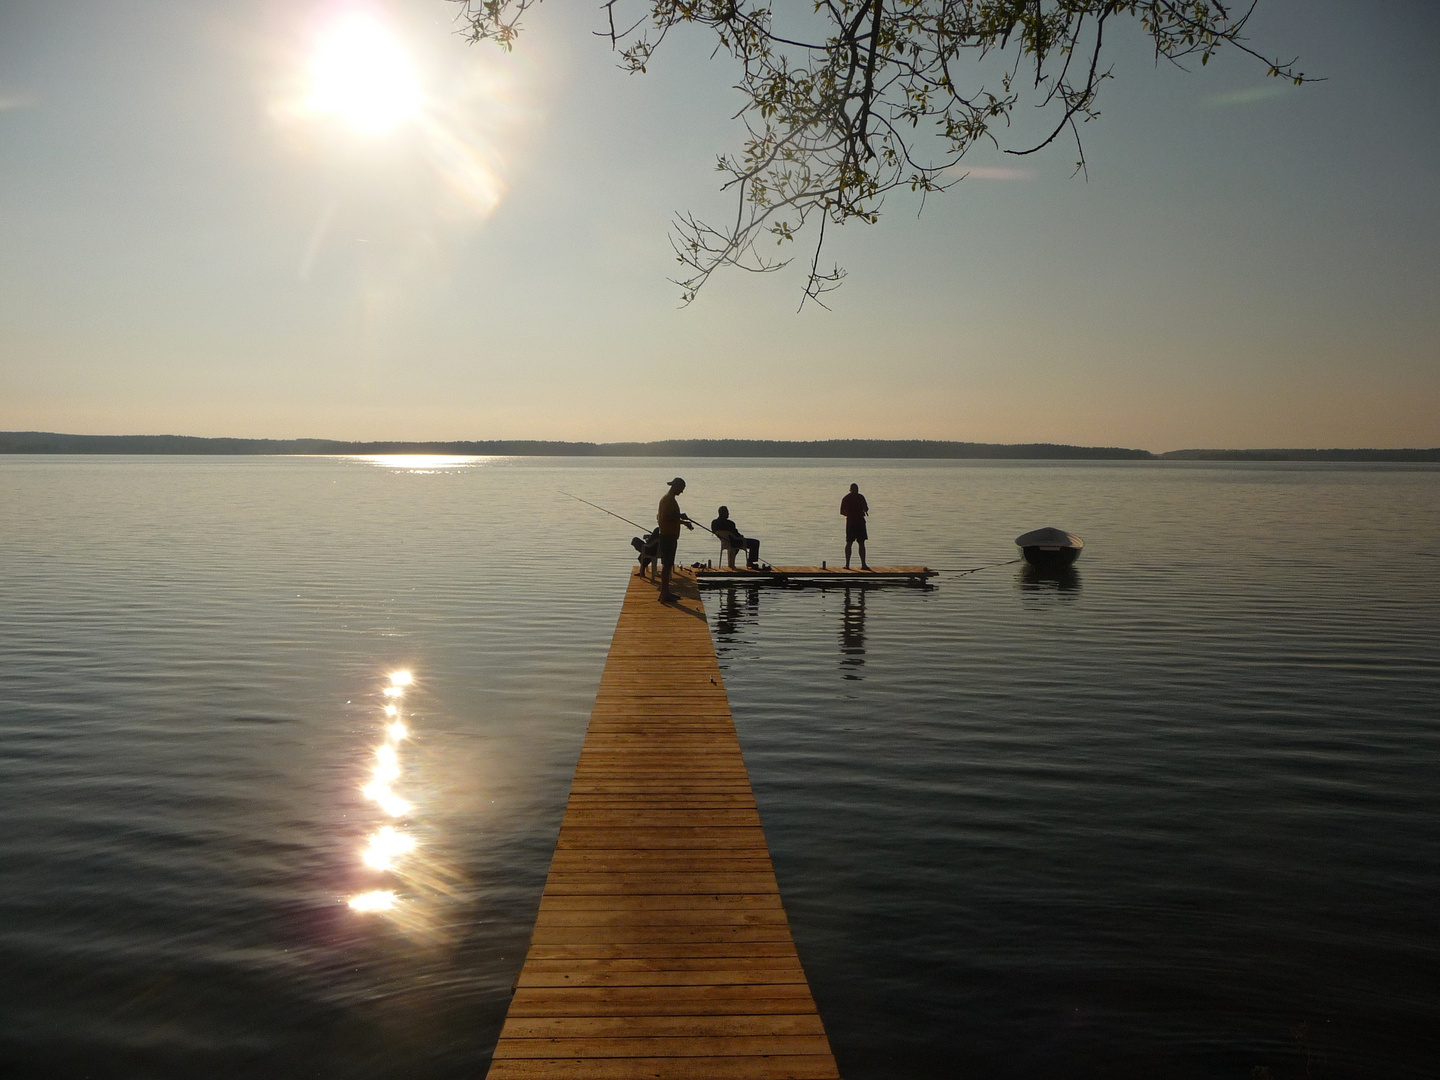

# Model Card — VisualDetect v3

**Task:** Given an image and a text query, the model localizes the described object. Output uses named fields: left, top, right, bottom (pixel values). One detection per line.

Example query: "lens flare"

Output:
left=306, top=12, right=421, bottom=135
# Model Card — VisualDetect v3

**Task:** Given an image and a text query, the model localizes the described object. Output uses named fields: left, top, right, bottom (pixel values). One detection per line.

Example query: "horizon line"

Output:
left=2, top=432, right=1439, bottom=462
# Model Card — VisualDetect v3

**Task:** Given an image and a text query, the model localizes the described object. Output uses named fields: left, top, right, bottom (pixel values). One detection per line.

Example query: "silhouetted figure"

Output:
left=710, top=505, right=761, bottom=569
left=840, top=483, right=870, bottom=570
left=656, top=477, right=694, bottom=603
left=631, top=528, right=662, bottom=579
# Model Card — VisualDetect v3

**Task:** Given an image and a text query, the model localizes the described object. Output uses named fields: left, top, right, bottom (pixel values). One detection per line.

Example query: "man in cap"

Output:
left=656, top=477, right=695, bottom=603
left=841, top=482, right=870, bottom=570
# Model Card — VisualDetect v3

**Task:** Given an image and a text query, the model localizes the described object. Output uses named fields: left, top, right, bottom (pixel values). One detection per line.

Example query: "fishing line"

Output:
left=558, top=491, right=648, bottom=532
left=558, top=491, right=723, bottom=538
left=930, top=558, right=1024, bottom=575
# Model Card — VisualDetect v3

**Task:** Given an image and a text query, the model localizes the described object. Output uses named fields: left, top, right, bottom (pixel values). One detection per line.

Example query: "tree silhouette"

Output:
left=452, top=1, right=1309, bottom=307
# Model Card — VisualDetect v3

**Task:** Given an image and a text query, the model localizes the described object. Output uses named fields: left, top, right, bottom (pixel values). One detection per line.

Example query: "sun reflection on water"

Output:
left=347, top=669, right=420, bottom=915
left=348, top=890, right=396, bottom=913
left=346, top=455, right=497, bottom=473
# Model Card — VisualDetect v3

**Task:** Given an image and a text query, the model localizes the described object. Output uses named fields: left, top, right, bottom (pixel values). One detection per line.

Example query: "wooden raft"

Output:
left=488, top=569, right=840, bottom=1080
left=693, top=565, right=935, bottom=586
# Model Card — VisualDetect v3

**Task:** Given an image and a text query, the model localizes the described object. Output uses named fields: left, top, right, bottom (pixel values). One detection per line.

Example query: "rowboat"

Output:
left=1015, top=527, right=1083, bottom=567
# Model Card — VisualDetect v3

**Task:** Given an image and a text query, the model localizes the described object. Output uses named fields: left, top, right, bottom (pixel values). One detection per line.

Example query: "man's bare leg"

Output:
left=844, top=540, right=853, bottom=569
left=859, top=539, right=869, bottom=571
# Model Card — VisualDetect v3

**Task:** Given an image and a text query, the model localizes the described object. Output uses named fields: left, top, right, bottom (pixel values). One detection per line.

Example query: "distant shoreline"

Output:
left=1, top=432, right=1437, bottom=462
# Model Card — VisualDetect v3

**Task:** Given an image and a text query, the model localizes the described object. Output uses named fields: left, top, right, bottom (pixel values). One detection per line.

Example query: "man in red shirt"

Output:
left=840, top=483, right=870, bottom=570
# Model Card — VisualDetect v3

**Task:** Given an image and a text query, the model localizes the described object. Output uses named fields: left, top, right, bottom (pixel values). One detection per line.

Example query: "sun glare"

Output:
left=306, top=12, right=421, bottom=135
left=349, top=890, right=397, bottom=912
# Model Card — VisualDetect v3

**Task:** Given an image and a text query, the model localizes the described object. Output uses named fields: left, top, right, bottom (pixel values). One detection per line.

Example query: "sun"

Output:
left=306, top=11, right=422, bottom=135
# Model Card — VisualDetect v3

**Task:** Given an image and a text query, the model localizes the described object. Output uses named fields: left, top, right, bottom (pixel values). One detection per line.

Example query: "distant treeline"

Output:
left=1157, top=447, right=1440, bottom=462
left=0, top=432, right=1150, bottom=458
left=1, top=431, right=1436, bottom=461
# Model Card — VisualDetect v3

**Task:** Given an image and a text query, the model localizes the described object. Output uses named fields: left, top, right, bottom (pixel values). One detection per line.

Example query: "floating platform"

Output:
left=694, top=564, right=936, bottom=587
left=487, top=569, right=840, bottom=1079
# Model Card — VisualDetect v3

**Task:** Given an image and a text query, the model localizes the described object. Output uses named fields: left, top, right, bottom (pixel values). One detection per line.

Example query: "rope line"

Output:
left=930, top=558, right=1024, bottom=575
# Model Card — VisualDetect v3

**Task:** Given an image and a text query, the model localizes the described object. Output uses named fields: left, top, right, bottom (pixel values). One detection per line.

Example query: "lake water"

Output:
left=1, top=455, right=1437, bottom=1079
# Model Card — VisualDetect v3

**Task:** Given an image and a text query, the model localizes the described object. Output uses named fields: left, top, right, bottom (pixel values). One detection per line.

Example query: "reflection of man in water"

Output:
left=656, top=477, right=694, bottom=604
left=840, top=483, right=870, bottom=570
left=710, top=505, right=761, bottom=569
left=715, top=586, right=760, bottom=639
left=840, top=587, right=866, bottom=679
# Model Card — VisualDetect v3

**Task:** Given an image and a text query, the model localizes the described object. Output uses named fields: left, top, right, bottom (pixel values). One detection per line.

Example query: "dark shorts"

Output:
left=658, top=534, right=679, bottom=567
left=846, top=520, right=867, bottom=544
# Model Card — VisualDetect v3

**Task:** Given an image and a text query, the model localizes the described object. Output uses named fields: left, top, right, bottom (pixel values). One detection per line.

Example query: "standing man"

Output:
left=656, top=477, right=695, bottom=603
left=841, top=482, right=870, bottom=570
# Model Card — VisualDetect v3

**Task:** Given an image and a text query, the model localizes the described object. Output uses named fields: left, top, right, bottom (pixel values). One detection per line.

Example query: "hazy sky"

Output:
left=1, top=0, right=1437, bottom=450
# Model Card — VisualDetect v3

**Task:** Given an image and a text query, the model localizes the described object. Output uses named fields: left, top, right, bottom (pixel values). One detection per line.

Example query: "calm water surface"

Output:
left=1, top=456, right=1437, bottom=1079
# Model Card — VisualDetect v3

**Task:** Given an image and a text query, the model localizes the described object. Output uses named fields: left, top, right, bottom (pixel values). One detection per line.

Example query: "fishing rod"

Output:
left=558, top=491, right=648, bottom=532
left=558, top=491, right=722, bottom=537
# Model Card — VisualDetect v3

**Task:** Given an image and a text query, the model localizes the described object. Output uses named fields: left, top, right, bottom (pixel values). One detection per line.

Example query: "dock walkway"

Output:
left=488, top=569, right=840, bottom=1079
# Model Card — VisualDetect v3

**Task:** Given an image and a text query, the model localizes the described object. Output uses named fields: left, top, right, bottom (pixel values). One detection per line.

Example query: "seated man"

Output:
left=710, top=505, right=761, bottom=569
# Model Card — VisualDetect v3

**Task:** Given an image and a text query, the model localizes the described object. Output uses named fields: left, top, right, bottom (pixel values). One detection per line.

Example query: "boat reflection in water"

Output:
left=1017, top=562, right=1081, bottom=592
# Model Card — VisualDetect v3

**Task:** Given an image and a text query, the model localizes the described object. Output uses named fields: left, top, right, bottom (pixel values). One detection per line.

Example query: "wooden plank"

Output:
left=693, top=564, right=935, bottom=590
left=560, top=809, right=763, bottom=828
left=493, top=1034, right=832, bottom=1057
left=487, top=570, right=839, bottom=1080
left=506, top=984, right=821, bottom=1015
left=500, top=1014, right=826, bottom=1040
left=526, top=924, right=798, bottom=949
left=522, top=942, right=802, bottom=961
left=488, top=1057, right=840, bottom=1080
left=513, top=970, right=810, bottom=990
left=518, top=954, right=800, bottom=971
left=547, top=857, right=779, bottom=875
left=533, top=909, right=791, bottom=929
left=534, top=901, right=788, bottom=919
left=553, top=833, right=774, bottom=849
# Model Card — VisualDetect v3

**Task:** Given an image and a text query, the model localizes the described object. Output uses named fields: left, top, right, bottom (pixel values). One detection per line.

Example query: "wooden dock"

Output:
left=694, top=565, right=936, bottom=587
left=487, top=569, right=840, bottom=1079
